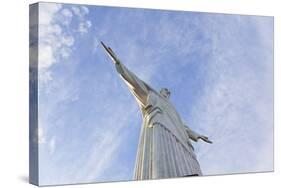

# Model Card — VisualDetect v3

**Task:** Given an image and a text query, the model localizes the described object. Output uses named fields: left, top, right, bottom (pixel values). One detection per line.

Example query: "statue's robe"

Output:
left=115, top=62, right=202, bottom=180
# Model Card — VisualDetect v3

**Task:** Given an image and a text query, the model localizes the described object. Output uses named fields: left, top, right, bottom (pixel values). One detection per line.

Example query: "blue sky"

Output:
left=35, top=2, right=273, bottom=185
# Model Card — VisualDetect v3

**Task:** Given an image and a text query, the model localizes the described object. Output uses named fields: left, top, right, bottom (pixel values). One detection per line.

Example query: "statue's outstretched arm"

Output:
left=101, top=41, right=149, bottom=106
left=185, top=125, right=212, bottom=144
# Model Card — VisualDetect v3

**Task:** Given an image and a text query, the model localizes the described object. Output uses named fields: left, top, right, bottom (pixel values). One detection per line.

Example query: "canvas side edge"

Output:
left=29, top=3, right=39, bottom=186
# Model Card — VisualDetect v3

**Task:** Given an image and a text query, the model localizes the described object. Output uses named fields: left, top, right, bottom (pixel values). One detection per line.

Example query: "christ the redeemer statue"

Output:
left=101, top=42, right=212, bottom=180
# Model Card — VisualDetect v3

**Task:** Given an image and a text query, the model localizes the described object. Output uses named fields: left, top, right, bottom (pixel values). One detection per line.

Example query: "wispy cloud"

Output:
left=188, top=15, right=273, bottom=175
left=78, top=20, right=92, bottom=34
left=38, top=3, right=92, bottom=83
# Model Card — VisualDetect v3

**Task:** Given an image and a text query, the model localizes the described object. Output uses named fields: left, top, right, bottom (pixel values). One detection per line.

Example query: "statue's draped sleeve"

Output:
left=185, top=125, right=201, bottom=142
left=115, top=62, right=149, bottom=107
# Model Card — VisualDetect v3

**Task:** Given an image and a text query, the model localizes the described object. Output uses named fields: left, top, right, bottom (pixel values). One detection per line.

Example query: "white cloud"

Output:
left=81, top=6, right=90, bottom=15
left=36, top=124, right=57, bottom=157
left=37, top=123, right=57, bottom=156
left=78, top=20, right=92, bottom=34
left=37, top=126, right=46, bottom=144
left=60, top=47, right=71, bottom=58
left=60, top=8, right=73, bottom=26
left=71, top=5, right=92, bottom=34
left=38, top=44, right=54, bottom=69
left=71, top=6, right=89, bottom=18
left=39, top=70, right=53, bottom=83
left=61, top=8, right=72, bottom=18
left=61, top=36, right=75, bottom=46
left=91, top=36, right=99, bottom=53
left=71, top=6, right=81, bottom=17
left=49, top=137, right=56, bottom=154
left=39, top=3, right=62, bottom=25
left=38, top=3, right=92, bottom=83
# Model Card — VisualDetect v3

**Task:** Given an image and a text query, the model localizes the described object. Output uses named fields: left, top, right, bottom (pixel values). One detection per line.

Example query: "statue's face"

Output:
left=160, top=88, right=171, bottom=99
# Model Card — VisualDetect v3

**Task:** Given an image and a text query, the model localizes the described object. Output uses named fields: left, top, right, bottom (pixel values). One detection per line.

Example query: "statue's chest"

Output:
left=144, top=92, right=188, bottom=145
left=146, top=92, right=180, bottom=120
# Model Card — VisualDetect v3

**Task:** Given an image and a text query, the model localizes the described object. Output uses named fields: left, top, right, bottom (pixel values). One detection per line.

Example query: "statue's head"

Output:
left=160, top=88, right=171, bottom=99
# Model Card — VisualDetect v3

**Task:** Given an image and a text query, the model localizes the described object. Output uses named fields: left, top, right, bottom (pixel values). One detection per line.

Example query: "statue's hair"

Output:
left=160, top=88, right=171, bottom=95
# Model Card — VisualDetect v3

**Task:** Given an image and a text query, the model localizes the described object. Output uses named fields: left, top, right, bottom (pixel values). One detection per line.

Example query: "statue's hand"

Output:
left=100, top=41, right=120, bottom=64
left=198, top=135, right=212, bottom=144
left=107, top=47, right=120, bottom=64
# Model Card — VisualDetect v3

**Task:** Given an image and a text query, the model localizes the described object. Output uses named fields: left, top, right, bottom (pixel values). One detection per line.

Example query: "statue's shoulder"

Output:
left=147, top=89, right=160, bottom=98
